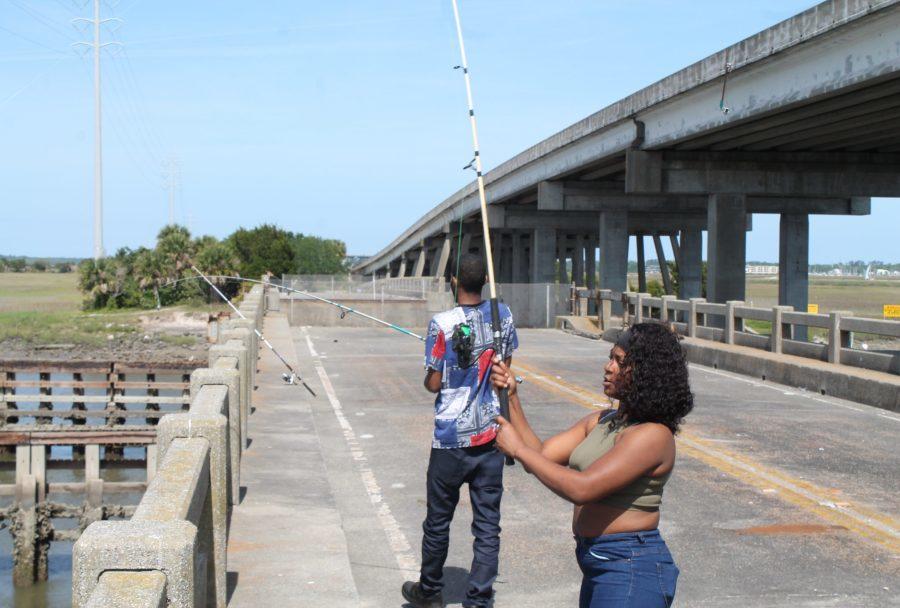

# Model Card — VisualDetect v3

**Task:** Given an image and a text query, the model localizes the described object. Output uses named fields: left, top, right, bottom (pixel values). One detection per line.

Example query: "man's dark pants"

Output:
left=419, top=443, right=504, bottom=607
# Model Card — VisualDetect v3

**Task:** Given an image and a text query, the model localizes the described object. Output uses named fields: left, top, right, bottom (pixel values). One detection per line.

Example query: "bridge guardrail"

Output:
left=577, top=287, right=899, bottom=375
left=71, top=282, right=267, bottom=607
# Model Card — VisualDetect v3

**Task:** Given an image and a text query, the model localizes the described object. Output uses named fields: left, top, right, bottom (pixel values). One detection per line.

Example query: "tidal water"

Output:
left=1, top=372, right=184, bottom=606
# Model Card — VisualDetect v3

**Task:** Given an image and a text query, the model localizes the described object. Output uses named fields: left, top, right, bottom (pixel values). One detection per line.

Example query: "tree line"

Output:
left=76, top=224, right=347, bottom=310
left=0, top=257, right=74, bottom=273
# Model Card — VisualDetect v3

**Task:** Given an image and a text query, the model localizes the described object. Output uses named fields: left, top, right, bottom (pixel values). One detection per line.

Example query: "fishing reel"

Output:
left=451, top=322, right=476, bottom=368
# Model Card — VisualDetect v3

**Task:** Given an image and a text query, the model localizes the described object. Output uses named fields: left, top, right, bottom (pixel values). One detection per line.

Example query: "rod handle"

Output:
left=498, top=386, right=514, bottom=466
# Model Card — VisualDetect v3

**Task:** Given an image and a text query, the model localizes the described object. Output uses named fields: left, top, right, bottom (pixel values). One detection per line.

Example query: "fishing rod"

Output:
left=190, top=266, right=317, bottom=396
left=450, top=0, right=513, bottom=465
left=162, top=274, right=425, bottom=342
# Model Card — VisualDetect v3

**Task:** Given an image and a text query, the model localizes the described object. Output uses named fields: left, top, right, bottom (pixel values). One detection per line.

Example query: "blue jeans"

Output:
left=575, top=529, right=678, bottom=608
left=419, top=444, right=504, bottom=607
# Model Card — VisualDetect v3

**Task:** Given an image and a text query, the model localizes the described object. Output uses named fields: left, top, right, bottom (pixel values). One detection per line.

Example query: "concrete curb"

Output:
left=680, top=338, right=900, bottom=413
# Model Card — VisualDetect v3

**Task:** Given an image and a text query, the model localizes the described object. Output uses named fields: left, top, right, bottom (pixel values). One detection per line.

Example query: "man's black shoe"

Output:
left=401, top=581, right=444, bottom=608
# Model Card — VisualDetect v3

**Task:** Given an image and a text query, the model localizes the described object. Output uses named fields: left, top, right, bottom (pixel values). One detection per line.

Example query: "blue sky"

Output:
left=1, top=0, right=896, bottom=263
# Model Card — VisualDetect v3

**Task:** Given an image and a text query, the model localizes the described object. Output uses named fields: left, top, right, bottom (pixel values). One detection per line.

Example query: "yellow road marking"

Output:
left=514, top=358, right=900, bottom=555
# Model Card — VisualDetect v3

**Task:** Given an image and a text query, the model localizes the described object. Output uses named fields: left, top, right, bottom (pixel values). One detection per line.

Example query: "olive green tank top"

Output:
left=568, top=415, right=670, bottom=512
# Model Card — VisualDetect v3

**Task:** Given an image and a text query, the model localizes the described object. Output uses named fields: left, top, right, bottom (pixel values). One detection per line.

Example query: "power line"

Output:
left=0, top=54, right=69, bottom=109
left=117, top=47, right=168, bottom=156
left=105, top=53, right=163, bottom=167
left=106, top=42, right=167, bottom=163
left=7, top=0, right=79, bottom=43
left=76, top=53, right=162, bottom=196
left=0, top=23, right=68, bottom=55
left=51, top=0, right=79, bottom=18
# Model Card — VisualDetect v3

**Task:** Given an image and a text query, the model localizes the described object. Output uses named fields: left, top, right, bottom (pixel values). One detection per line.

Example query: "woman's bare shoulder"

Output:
left=618, top=422, right=673, bottom=446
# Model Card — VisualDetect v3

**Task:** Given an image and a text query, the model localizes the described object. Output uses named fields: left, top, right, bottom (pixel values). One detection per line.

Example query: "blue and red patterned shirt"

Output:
left=424, top=300, right=518, bottom=449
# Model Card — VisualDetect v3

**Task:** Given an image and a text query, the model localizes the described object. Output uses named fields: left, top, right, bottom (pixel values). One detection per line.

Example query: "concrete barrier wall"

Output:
left=72, top=283, right=266, bottom=608
left=284, top=297, right=435, bottom=329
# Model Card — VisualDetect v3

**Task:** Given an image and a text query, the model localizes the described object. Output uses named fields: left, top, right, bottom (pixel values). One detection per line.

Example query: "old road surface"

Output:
left=228, top=314, right=899, bottom=607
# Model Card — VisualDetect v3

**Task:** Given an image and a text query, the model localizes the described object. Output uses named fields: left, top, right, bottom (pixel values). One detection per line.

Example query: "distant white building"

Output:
left=746, top=264, right=779, bottom=275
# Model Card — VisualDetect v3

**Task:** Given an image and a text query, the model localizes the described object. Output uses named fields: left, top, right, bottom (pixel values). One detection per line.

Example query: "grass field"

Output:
left=745, top=276, right=900, bottom=318
left=0, top=272, right=81, bottom=313
left=0, top=272, right=223, bottom=348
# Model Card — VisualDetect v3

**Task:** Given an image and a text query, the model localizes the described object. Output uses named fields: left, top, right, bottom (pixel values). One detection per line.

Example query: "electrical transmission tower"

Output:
left=72, top=0, right=122, bottom=260
left=161, top=156, right=182, bottom=226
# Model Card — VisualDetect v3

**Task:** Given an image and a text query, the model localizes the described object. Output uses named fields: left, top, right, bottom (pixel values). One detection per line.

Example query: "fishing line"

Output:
left=161, top=274, right=425, bottom=342
left=190, top=267, right=317, bottom=396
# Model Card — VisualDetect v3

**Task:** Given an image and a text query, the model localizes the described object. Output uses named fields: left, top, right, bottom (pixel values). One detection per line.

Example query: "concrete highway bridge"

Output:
left=353, top=0, right=900, bottom=318
left=2, top=2, right=899, bottom=606
left=59, top=290, right=898, bottom=607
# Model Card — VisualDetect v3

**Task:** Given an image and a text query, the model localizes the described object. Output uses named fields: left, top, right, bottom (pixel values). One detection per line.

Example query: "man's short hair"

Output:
left=454, top=253, right=487, bottom=294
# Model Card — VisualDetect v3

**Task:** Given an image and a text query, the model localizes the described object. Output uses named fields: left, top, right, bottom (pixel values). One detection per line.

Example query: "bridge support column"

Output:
left=598, top=210, right=628, bottom=313
left=678, top=229, right=703, bottom=300
left=707, top=194, right=747, bottom=305
left=653, top=234, right=673, bottom=295
left=498, top=233, right=513, bottom=283
left=512, top=233, right=526, bottom=283
left=490, top=230, right=503, bottom=282
left=586, top=238, right=596, bottom=289
left=531, top=226, right=556, bottom=283
left=460, top=233, right=472, bottom=256
left=636, top=234, right=647, bottom=293
left=779, top=213, right=809, bottom=341
left=398, top=256, right=407, bottom=278
left=413, top=246, right=427, bottom=278
left=557, top=240, right=569, bottom=284
left=433, top=235, right=452, bottom=279
left=573, top=235, right=585, bottom=286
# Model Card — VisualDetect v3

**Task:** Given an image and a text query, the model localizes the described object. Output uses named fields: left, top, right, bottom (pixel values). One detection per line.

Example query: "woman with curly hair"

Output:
left=491, top=322, right=693, bottom=607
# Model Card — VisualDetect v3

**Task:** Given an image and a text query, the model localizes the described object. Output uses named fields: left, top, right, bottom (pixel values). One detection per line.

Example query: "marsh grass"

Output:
left=745, top=277, right=900, bottom=318
left=0, top=272, right=81, bottom=313
left=0, top=310, right=140, bottom=346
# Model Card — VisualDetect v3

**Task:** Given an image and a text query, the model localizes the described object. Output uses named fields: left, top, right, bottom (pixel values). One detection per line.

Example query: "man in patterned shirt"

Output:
left=402, top=253, right=518, bottom=608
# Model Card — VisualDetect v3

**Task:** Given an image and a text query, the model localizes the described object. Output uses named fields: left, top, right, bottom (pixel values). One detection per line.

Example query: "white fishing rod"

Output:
left=450, top=0, right=513, bottom=465
left=190, top=266, right=317, bottom=396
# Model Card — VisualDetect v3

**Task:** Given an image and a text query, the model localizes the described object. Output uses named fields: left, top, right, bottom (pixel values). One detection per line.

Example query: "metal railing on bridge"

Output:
left=280, top=274, right=447, bottom=300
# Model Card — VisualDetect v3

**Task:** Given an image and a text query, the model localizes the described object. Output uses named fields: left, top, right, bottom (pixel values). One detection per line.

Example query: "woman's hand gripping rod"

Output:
left=191, top=266, right=316, bottom=396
